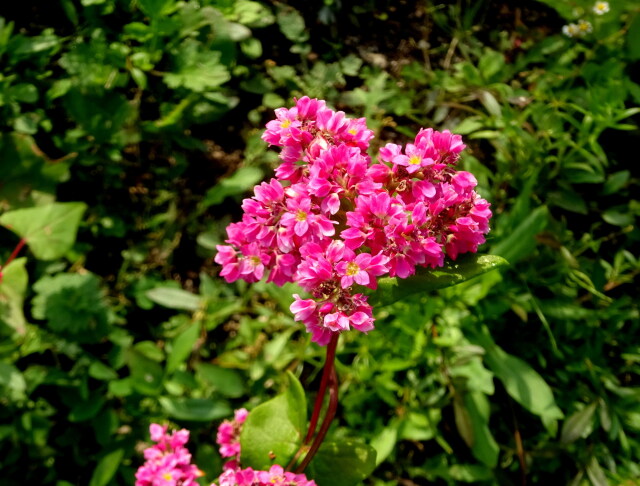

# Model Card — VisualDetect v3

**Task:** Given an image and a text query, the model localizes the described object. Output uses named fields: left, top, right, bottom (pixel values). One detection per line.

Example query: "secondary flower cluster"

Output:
left=135, top=424, right=204, bottom=486
left=562, top=2, right=609, bottom=38
left=136, top=410, right=316, bottom=486
left=215, top=97, right=491, bottom=345
left=216, top=408, right=248, bottom=471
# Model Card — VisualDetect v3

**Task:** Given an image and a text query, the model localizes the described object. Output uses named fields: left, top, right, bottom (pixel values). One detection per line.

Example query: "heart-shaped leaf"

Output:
left=0, top=202, right=87, bottom=260
left=240, top=371, right=306, bottom=470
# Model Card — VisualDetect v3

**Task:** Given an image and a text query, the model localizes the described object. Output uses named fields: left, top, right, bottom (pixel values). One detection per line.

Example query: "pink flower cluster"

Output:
left=215, top=97, right=491, bottom=345
left=216, top=465, right=316, bottom=486
left=216, top=408, right=248, bottom=471
left=135, top=424, right=203, bottom=486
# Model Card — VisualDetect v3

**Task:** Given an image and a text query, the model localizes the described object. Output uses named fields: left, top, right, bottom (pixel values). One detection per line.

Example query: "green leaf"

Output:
left=627, top=13, right=640, bottom=60
left=491, top=206, right=548, bottom=264
left=195, top=363, right=246, bottom=398
left=200, top=166, right=264, bottom=208
left=370, top=422, right=398, bottom=466
left=560, top=402, right=597, bottom=445
left=137, top=0, right=175, bottom=18
left=164, top=41, right=231, bottom=92
left=240, top=371, right=306, bottom=469
left=277, top=6, right=308, bottom=43
left=464, top=391, right=499, bottom=467
left=0, top=258, right=28, bottom=335
left=145, top=287, right=202, bottom=311
left=306, top=440, right=377, bottom=486
left=88, top=449, right=124, bottom=486
left=166, top=322, right=201, bottom=373
left=31, top=272, right=110, bottom=342
left=0, top=361, right=27, bottom=402
left=367, top=254, right=508, bottom=308
left=128, top=349, right=164, bottom=395
left=158, top=397, right=231, bottom=422
left=471, top=327, right=563, bottom=426
left=0, top=202, right=87, bottom=260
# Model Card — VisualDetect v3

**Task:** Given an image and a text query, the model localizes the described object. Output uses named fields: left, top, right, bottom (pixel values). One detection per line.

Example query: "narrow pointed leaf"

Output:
left=368, top=254, right=508, bottom=308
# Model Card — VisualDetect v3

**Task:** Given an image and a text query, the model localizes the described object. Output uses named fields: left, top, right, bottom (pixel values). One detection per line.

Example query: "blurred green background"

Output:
left=1, top=0, right=639, bottom=484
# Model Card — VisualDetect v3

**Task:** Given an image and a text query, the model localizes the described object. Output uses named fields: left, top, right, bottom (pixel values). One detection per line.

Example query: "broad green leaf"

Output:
left=145, top=287, right=202, bottom=311
left=0, top=258, right=28, bottom=335
left=196, top=363, right=246, bottom=398
left=491, top=206, right=548, bottom=264
left=0, top=202, right=87, bottom=260
left=200, top=166, right=264, bottom=208
left=627, top=13, right=640, bottom=60
left=164, top=42, right=231, bottom=92
left=0, top=132, right=68, bottom=210
left=560, top=402, right=597, bottom=445
left=137, top=0, right=175, bottom=17
left=367, top=254, right=508, bottom=308
left=166, top=322, right=201, bottom=373
left=277, top=6, right=308, bottom=43
left=306, top=440, right=377, bottom=486
left=471, top=327, right=563, bottom=426
left=240, top=371, right=306, bottom=469
left=31, top=272, right=109, bottom=342
left=370, top=422, right=398, bottom=466
left=127, top=349, right=164, bottom=396
left=158, top=397, right=231, bottom=421
left=88, top=449, right=124, bottom=486
left=0, top=361, right=27, bottom=402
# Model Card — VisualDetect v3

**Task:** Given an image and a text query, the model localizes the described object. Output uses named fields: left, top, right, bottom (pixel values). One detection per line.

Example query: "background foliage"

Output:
left=1, top=0, right=639, bottom=485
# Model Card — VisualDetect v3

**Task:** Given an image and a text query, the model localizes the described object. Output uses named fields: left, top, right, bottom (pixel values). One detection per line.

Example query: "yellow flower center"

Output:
left=346, top=261, right=360, bottom=276
left=163, top=473, right=173, bottom=481
left=295, top=210, right=308, bottom=222
left=281, top=119, right=292, bottom=128
left=408, top=155, right=422, bottom=165
left=250, top=256, right=261, bottom=266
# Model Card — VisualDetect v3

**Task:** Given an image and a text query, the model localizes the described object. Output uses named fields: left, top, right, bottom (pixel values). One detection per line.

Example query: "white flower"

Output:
left=577, top=19, right=593, bottom=35
left=593, top=2, right=610, bottom=15
left=562, top=23, right=580, bottom=37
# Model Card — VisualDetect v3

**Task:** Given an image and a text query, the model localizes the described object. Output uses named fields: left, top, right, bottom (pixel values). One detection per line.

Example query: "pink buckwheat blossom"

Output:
left=135, top=424, right=204, bottom=486
left=215, top=96, right=492, bottom=345
left=216, top=407, right=249, bottom=472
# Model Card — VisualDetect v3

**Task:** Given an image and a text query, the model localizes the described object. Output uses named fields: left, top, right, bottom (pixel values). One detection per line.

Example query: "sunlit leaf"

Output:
left=368, top=254, right=508, bottom=308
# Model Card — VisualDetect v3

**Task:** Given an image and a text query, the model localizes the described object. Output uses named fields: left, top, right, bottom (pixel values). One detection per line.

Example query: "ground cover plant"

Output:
left=1, top=0, right=639, bottom=485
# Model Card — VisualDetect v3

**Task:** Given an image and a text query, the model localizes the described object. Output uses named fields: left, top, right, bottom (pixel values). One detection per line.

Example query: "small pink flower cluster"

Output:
left=135, top=424, right=203, bottom=486
left=216, top=408, right=248, bottom=470
left=216, top=464, right=316, bottom=486
left=215, top=97, right=491, bottom=345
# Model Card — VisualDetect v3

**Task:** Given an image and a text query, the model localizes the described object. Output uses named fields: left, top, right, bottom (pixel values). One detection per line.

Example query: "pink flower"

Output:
left=335, top=252, right=389, bottom=289
left=135, top=424, right=203, bottom=486
left=215, top=97, right=491, bottom=346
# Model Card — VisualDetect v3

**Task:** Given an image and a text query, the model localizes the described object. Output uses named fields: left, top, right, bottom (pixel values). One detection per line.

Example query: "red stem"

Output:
left=295, top=366, right=339, bottom=473
left=2, top=238, right=26, bottom=271
left=286, top=333, right=340, bottom=472
left=304, top=333, right=339, bottom=444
